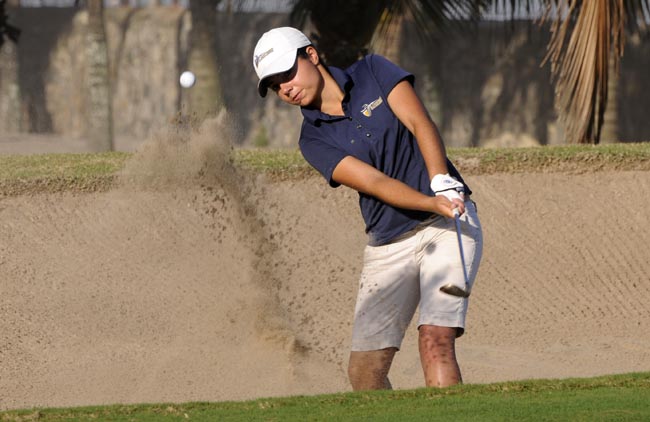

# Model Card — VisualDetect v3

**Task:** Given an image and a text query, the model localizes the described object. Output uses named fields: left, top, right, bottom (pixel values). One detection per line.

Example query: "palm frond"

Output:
left=286, top=0, right=650, bottom=144
left=624, top=0, right=650, bottom=32
left=288, top=0, right=494, bottom=66
left=374, top=0, right=491, bottom=44
left=483, top=0, right=541, bottom=19
left=542, top=0, right=625, bottom=143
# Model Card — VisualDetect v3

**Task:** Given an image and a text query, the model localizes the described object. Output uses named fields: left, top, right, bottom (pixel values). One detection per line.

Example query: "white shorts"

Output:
left=351, top=200, right=482, bottom=351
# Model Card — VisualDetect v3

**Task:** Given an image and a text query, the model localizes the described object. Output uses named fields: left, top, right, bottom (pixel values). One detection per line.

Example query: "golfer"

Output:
left=253, top=27, right=483, bottom=390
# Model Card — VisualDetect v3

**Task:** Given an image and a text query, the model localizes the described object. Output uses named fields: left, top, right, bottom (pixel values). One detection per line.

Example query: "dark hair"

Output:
left=297, top=45, right=311, bottom=59
left=297, top=44, right=326, bottom=66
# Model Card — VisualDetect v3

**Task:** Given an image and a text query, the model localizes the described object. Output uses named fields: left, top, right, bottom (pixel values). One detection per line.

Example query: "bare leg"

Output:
left=418, top=325, right=462, bottom=387
left=348, top=348, right=397, bottom=391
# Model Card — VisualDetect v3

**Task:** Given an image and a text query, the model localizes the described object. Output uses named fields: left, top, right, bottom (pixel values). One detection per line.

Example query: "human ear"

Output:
left=306, top=46, right=320, bottom=65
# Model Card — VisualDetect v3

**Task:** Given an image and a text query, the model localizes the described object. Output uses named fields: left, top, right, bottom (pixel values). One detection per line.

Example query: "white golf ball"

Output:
left=179, top=71, right=196, bottom=88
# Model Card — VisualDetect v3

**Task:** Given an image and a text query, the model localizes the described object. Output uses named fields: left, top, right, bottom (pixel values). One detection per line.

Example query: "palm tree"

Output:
left=290, top=0, right=486, bottom=68
left=288, top=0, right=650, bottom=144
left=85, top=0, right=114, bottom=151
left=539, top=0, right=642, bottom=144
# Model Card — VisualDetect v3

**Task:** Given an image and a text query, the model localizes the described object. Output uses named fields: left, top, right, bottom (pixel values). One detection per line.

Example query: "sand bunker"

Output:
left=1, top=121, right=649, bottom=410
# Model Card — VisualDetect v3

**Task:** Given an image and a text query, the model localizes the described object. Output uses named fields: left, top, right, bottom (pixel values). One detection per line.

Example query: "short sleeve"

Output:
left=299, top=130, right=348, bottom=188
left=366, top=54, right=415, bottom=97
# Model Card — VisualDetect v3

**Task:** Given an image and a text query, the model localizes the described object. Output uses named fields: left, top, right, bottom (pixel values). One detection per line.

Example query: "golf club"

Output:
left=440, top=207, right=471, bottom=298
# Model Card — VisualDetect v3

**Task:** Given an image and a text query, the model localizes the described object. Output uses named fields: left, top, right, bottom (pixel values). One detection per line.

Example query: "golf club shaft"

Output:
left=453, top=208, right=470, bottom=290
left=439, top=208, right=471, bottom=298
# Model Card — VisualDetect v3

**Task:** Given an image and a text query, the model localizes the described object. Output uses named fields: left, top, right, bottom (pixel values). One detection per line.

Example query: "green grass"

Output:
left=234, top=143, right=650, bottom=175
left=2, top=373, right=649, bottom=421
left=0, top=152, right=130, bottom=195
left=0, top=143, right=647, bottom=196
left=446, top=142, right=650, bottom=174
left=0, top=152, right=130, bottom=180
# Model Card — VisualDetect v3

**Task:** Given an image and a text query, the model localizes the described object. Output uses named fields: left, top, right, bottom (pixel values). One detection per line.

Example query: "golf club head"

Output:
left=440, top=283, right=470, bottom=298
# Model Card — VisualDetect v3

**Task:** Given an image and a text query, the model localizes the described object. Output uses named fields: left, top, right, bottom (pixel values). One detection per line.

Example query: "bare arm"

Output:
left=331, top=156, right=461, bottom=218
left=387, top=80, right=448, bottom=180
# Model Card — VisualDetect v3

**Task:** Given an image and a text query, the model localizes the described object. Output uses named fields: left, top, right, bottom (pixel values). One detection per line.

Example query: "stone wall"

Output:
left=1, top=8, right=649, bottom=150
left=0, top=7, right=190, bottom=148
left=402, top=22, right=559, bottom=147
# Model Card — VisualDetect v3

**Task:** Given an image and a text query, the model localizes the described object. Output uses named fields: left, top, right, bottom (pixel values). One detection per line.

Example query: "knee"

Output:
left=419, top=325, right=457, bottom=354
left=347, top=357, right=362, bottom=383
left=347, top=350, right=396, bottom=391
left=347, top=357, right=372, bottom=391
left=347, top=353, right=378, bottom=388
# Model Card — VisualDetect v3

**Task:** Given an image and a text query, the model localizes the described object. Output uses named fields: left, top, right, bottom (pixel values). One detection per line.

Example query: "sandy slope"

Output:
left=1, top=130, right=650, bottom=410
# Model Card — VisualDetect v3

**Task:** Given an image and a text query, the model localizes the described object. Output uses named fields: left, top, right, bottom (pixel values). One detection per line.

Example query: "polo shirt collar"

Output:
left=301, top=66, right=353, bottom=125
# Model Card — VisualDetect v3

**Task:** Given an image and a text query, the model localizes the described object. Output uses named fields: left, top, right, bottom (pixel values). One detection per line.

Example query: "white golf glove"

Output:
left=431, top=173, right=465, bottom=202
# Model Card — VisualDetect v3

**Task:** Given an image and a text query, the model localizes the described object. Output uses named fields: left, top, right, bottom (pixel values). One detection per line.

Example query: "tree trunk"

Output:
left=186, top=0, right=223, bottom=122
left=599, top=49, right=619, bottom=144
left=85, top=0, right=114, bottom=151
left=370, top=11, right=404, bottom=64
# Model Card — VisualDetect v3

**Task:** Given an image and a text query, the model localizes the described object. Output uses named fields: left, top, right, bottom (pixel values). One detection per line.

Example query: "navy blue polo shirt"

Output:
left=299, top=54, right=470, bottom=246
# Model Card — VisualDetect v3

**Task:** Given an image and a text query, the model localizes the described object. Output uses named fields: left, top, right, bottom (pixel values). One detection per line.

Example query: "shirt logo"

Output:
left=254, top=48, right=273, bottom=69
left=361, top=97, right=383, bottom=117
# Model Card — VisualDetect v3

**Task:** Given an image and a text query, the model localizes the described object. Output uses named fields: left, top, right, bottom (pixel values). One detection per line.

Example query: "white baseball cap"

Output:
left=253, top=27, right=311, bottom=97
